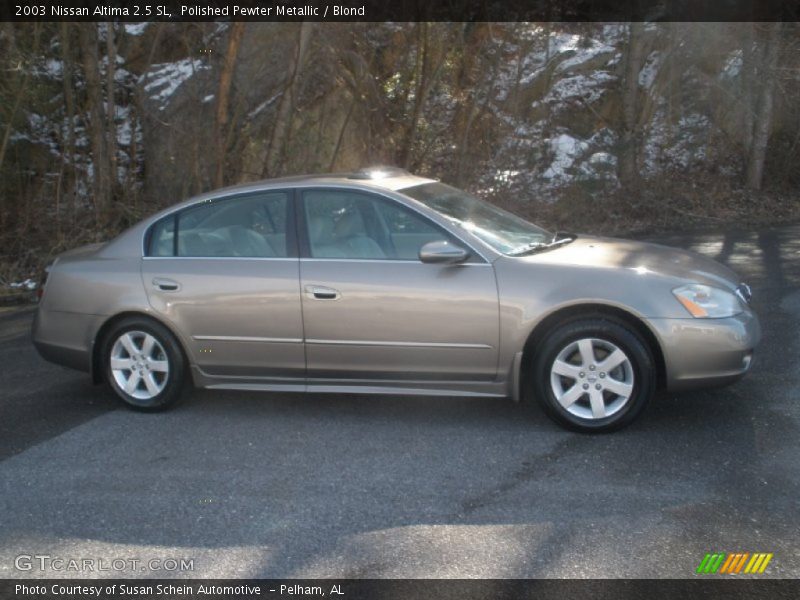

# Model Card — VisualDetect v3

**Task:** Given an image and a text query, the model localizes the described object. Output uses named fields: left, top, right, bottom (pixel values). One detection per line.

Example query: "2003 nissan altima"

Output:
left=33, top=167, right=760, bottom=432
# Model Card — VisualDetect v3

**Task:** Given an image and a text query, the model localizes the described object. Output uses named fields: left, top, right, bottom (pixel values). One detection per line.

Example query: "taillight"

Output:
left=37, top=266, right=50, bottom=301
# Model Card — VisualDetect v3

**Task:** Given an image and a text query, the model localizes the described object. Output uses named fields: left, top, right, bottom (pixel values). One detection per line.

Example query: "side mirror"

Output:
left=419, top=240, right=469, bottom=265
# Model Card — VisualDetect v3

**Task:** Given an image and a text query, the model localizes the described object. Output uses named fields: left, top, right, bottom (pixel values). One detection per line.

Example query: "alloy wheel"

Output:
left=549, top=337, right=634, bottom=420
left=109, top=330, right=170, bottom=400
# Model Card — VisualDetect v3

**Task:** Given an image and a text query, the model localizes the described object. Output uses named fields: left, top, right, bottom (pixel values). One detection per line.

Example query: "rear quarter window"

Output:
left=146, top=216, right=176, bottom=257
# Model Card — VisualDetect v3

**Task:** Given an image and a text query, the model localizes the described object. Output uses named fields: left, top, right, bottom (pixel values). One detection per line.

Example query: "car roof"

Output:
left=201, top=168, right=437, bottom=198
left=96, top=169, right=443, bottom=259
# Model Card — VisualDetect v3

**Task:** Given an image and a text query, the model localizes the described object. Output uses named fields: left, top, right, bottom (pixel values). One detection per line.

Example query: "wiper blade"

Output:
left=508, top=241, right=547, bottom=256
left=551, top=230, right=575, bottom=243
left=509, top=234, right=576, bottom=256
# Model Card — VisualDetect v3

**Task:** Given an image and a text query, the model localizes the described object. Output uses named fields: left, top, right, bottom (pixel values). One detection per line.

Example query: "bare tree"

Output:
left=399, top=23, right=448, bottom=169
left=262, top=22, right=313, bottom=177
left=741, top=24, right=758, bottom=156
left=618, top=22, right=647, bottom=187
left=452, top=24, right=502, bottom=186
left=78, top=23, right=112, bottom=222
left=746, top=23, right=781, bottom=190
left=59, top=23, right=77, bottom=221
left=328, top=44, right=373, bottom=171
left=0, top=23, right=38, bottom=178
left=105, top=23, right=118, bottom=195
left=0, top=56, right=29, bottom=180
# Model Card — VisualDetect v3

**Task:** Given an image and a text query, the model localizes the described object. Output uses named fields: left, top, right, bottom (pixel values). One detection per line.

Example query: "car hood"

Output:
left=522, top=235, right=741, bottom=290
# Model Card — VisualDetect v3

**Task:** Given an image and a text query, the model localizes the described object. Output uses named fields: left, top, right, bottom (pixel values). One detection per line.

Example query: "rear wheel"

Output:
left=102, top=317, right=186, bottom=411
left=529, top=318, right=655, bottom=432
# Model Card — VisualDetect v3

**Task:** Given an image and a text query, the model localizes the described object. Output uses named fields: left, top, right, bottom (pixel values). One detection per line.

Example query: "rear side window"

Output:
left=146, top=192, right=291, bottom=258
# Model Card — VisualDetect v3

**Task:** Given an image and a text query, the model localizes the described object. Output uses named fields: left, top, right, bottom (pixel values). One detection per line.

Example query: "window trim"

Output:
left=143, top=189, right=299, bottom=259
left=296, top=187, right=488, bottom=264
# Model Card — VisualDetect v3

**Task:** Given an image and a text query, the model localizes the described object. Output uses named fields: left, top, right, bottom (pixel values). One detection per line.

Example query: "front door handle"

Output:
left=304, top=285, right=340, bottom=300
left=152, top=277, right=181, bottom=292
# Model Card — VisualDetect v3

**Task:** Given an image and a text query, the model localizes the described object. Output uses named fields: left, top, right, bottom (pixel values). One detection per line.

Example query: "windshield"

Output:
left=401, top=182, right=551, bottom=255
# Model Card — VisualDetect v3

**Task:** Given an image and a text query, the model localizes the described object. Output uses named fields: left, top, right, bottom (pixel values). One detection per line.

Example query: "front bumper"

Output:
left=648, top=310, right=761, bottom=392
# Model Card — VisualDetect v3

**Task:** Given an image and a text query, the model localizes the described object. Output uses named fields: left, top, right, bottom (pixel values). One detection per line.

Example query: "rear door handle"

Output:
left=152, top=277, right=181, bottom=292
left=304, top=285, right=340, bottom=300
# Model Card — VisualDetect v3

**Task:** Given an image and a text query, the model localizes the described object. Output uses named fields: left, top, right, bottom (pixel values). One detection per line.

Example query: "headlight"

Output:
left=672, top=284, right=743, bottom=318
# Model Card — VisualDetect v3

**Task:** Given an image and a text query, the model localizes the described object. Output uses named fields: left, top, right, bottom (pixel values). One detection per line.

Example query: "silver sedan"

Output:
left=33, top=168, right=760, bottom=432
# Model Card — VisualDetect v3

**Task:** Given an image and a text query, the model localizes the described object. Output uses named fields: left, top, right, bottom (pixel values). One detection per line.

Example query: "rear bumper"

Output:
left=649, top=310, right=761, bottom=392
left=33, top=338, right=91, bottom=373
left=31, top=308, right=100, bottom=374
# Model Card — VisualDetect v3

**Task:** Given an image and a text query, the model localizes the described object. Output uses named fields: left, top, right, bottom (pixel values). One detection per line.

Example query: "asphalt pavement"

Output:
left=0, top=226, right=798, bottom=578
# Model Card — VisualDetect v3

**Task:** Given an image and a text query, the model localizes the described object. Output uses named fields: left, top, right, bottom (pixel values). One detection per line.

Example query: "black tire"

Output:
left=101, top=316, right=187, bottom=411
left=529, top=317, right=656, bottom=433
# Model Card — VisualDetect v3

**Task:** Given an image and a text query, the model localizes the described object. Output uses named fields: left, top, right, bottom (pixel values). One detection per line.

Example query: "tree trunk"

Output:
left=618, top=22, right=647, bottom=188
left=2, top=22, right=17, bottom=56
left=328, top=93, right=357, bottom=171
left=60, top=22, right=77, bottom=223
left=105, top=23, right=118, bottom=196
left=453, top=25, right=500, bottom=186
left=741, top=24, right=758, bottom=156
left=214, top=22, right=245, bottom=188
left=0, top=22, right=38, bottom=177
left=78, top=23, right=111, bottom=223
left=746, top=23, right=781, bottom=191
left=0, top=69, right=28, bottom=177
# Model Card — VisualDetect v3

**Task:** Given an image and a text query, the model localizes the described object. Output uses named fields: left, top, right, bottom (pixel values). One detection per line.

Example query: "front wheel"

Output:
left=529, top=318, right=656, bottom=432
left=102, top=317, right=186, bottom=411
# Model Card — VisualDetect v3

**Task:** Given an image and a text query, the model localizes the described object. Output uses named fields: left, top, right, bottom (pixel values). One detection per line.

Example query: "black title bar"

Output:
left=2, top=579, right=800, bottom=600
left=3, top=0, right=800, bottom=22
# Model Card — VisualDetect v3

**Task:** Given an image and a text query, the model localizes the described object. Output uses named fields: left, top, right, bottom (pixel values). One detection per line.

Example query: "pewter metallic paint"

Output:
left=32, top=173, right=761, bottom=401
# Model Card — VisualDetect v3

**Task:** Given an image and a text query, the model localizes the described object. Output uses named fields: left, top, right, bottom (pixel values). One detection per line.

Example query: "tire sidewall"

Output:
left=102, top=317, right=185, bottom=411
left=532, top=318, right=655, bottom=432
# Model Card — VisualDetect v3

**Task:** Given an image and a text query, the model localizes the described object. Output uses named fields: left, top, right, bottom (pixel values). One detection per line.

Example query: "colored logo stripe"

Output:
left=719, top=553, right=736, bottom=573
left=697, top=552, right=773, bottom=574
left=696, top=553, right=725, bottom=573
left=746, top=553, right=773, bottom=574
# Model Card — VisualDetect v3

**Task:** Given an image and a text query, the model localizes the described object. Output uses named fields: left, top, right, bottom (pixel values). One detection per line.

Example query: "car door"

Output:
left=298, top=188, right=500, bottom=383
left=142, top=190, right=305, bottom=381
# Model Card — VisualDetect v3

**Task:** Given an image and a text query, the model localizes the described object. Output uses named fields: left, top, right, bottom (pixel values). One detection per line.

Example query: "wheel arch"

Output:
left=91, top=311, right=190, bottom=384
left=519, top=303, right=667, bottom=396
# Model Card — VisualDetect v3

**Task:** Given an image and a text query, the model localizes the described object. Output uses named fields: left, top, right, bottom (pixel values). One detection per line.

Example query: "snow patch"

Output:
left=545, top=72, right=614, bottom=106
left=722, top=50, right=743, bottom=78
left=9, top=279, right=37, bottom=291
left=248, top=92, right=282, bottom=119
left=141, top=59, right=209, bottom=109
left=44, top=59, right=63, bottom=77
left=589, top=152, right=615, bottom=166
left=124, top=23, right=149, bottom=36
left=495, top=170, right=519, bottom=184
left=639, top=51, right=661, bottom=89
left=542, top=134, right=589, bottom=181
left=553, top=40, right=615, bottom=76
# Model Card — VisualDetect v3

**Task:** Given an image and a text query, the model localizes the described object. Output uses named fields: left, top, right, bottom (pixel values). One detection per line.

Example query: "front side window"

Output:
left=401, top=182, right=551, bottom=255
left=147, top=192, right=290, bottom=258
left=303, top=190, right=447, bottom=260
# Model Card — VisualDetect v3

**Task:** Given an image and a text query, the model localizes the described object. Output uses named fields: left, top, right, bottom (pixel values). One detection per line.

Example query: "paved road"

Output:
left=0, top=227, right=798, bottom=579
